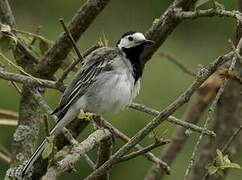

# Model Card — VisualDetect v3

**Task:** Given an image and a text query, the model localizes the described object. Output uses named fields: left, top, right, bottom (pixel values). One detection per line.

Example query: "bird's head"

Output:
left=117, top=31, right=154, bottom=50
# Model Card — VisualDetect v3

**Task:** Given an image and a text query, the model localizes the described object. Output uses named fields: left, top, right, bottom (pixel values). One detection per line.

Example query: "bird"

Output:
left=21, top=31, right=154, bottom=176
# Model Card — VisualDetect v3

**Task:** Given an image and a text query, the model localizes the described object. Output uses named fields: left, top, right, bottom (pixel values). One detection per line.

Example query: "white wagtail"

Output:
left=21, top=31, right=154, bottom=176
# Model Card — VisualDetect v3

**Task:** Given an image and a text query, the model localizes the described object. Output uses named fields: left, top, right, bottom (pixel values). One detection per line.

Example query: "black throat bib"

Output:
left=122, top=44, right=144, bottom=82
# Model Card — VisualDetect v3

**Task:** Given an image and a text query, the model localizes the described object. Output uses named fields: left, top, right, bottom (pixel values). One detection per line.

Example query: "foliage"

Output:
left=206, top=149, right=241, bottom=177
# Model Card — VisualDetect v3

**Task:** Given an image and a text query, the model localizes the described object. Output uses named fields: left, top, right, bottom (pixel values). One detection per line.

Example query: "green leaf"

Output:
left=79, top=109, right=86, bottom=119
left=206, top=149, right=242, bottom=177
left=221, top=162, right=242, bottom=169
left=216, top=149, right=224, bottom=165
left=42, top=136, right=54, bottom=159
left=195, top=0, right=209, bottom=8
left=206, top=164, right=218, bottom=175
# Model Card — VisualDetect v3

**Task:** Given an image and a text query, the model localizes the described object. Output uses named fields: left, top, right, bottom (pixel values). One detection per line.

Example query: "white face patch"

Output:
left=118, top=32, right=147, bottom=49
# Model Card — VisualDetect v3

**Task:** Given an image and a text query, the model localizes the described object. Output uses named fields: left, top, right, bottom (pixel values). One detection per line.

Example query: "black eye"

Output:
left=128, top=36, right=133, bottom=41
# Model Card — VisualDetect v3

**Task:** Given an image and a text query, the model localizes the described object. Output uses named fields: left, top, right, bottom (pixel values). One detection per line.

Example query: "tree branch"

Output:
left=0, top=0, right=15, bottom=27
left=173, top=8, right=242, bottom=22
left=84, top=49, right=234, bottom=179
left=42, top=129, right=111, bottom=180
left=129, top=103, right=215, bottom=136
left=144, top=72, right=221, bottom=180
left=118, top=138, right=170, bottom=163
left=35, top=0, right=111, bottom=78
left=142, top=0, right=198, bottom=64
left=0, top=69, right=65, bottom=91
left=33, top=91, right=169, bottom=174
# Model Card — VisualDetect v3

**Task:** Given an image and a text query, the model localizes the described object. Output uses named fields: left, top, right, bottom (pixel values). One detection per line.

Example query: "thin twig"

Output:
left=84, top=50, right=234, bottom=179
left=59, top=18, right=83, bottom=61
left=0, top=151, right=11, bottom=164
left=0, top=108, right=18, bottom=118
left=83, top=154, right=96, bottom=170
left=119, top=138, right=170, bottom=162
left=0, top=69, right=65, bottom=91
left=101, top=119, right=170, bottom=174
left=42, top=129, right=112, bottom=180
left=183, top=80, right=227, bottom=180
left=0, top=52, right=41, bottom=84
left=9, top=81, right=22, bottom=94
left=29, top=25, right=42, bottom=46
left=183, top=39, right=240, bottom=180
left=221, top=125, right=242, bottom=153
left=202, top=126, right=242, bottom=180
left=33, top=90, right=168, bottom=171
left=35, top=0, right=111, bottom=78
left=173, top=8, right=242, bottom=24
left=160, top=52, right=195, bottom=76
left=56, top=43, right=100, bottom=84
left=0, top=118, right=17, bottom=126
left=94, top=116, right=113, bottom=180
left=0, top=144, right=11, bottom=157
left=57, top=18, right=102, bottom=84
left=129, top=103, right=215, bottom=136
left=32, top=90, right=97, bottom=171
left=16, top=40, right=39, bottom=64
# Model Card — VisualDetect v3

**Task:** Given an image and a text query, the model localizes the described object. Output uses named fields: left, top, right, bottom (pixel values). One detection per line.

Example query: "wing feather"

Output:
left=52, top=47, right=119, bottom=120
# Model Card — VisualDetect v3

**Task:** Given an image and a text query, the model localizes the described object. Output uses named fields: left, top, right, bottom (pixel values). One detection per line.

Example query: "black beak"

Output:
left=143, top=39, right=155, bottom=45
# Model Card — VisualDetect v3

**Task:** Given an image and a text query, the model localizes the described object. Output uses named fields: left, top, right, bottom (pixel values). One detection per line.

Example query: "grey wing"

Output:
left=52, top=47, right=118, bottom=120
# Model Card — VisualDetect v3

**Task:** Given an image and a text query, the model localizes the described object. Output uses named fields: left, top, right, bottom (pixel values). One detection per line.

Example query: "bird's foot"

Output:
left=91, top=115, right=116, bottom=144
left=79, top=110, right=96, bottom=121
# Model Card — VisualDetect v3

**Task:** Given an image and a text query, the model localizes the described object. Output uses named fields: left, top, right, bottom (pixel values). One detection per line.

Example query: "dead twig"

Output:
left=160, top=52, right=195, bottom=77
left=0, top=118, right=18, bottom=126
left=119, top=138, right=170, bottom=162
left=0, top=108, right=18, bottom=118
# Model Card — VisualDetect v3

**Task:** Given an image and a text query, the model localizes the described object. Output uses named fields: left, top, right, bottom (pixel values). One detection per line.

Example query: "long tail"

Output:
left=21, top=108, right=78, bottom=177
left=21, top=138, right=47, bottom=176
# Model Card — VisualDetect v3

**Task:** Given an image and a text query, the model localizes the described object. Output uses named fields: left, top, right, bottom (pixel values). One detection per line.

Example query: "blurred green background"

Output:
left=1, top=0, right=242, bottom=179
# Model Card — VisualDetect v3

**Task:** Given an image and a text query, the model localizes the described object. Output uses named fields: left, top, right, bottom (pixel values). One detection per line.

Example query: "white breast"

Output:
left=74, top=55, right=140, bottom=115
left=81, top=71, right=139, bottom=114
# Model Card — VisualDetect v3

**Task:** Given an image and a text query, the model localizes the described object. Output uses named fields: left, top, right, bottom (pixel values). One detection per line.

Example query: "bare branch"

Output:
left=96, top=136, right=112, bottom=180
left=202, top=126, right=242, bottom=180
left=94, top=116, right=113, bottom=180
left=160, top=52, right=195, bottom=76
left=119, top=138, right=170, bottom=162
left=9, top=81, right=22, bottom=94
left=142, top=0, right=199, bottom=64
left=0, top=0, right=15, bottom=27
left=129, top=103, right=215, bottom=136
left=101, top=119, right=170, bottom=174
left=34, top=91, right=169, bottom=173
left=0, top=118, right=17, bottom=126
left=42, top=129, right=111, bottom=180
left=184, top=37, right=241, bottom=180
left=144, top=72, right=221, bottom=180
left=173, top=8, right=242, bottom=23
left=35, top=0, right=111, bottom=78
left=0, top=69, right=65, bottom=91
left=190, top=30, right=242, bottom=180
left=0, top=151, right=11, bottom=164
left=84, top=51, right=234, bottom=179
left=0, top=108, right=18, bottom=119
left=59, top=18, right=84, bottom=62
left=221, top=125, right=242, bottom=153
